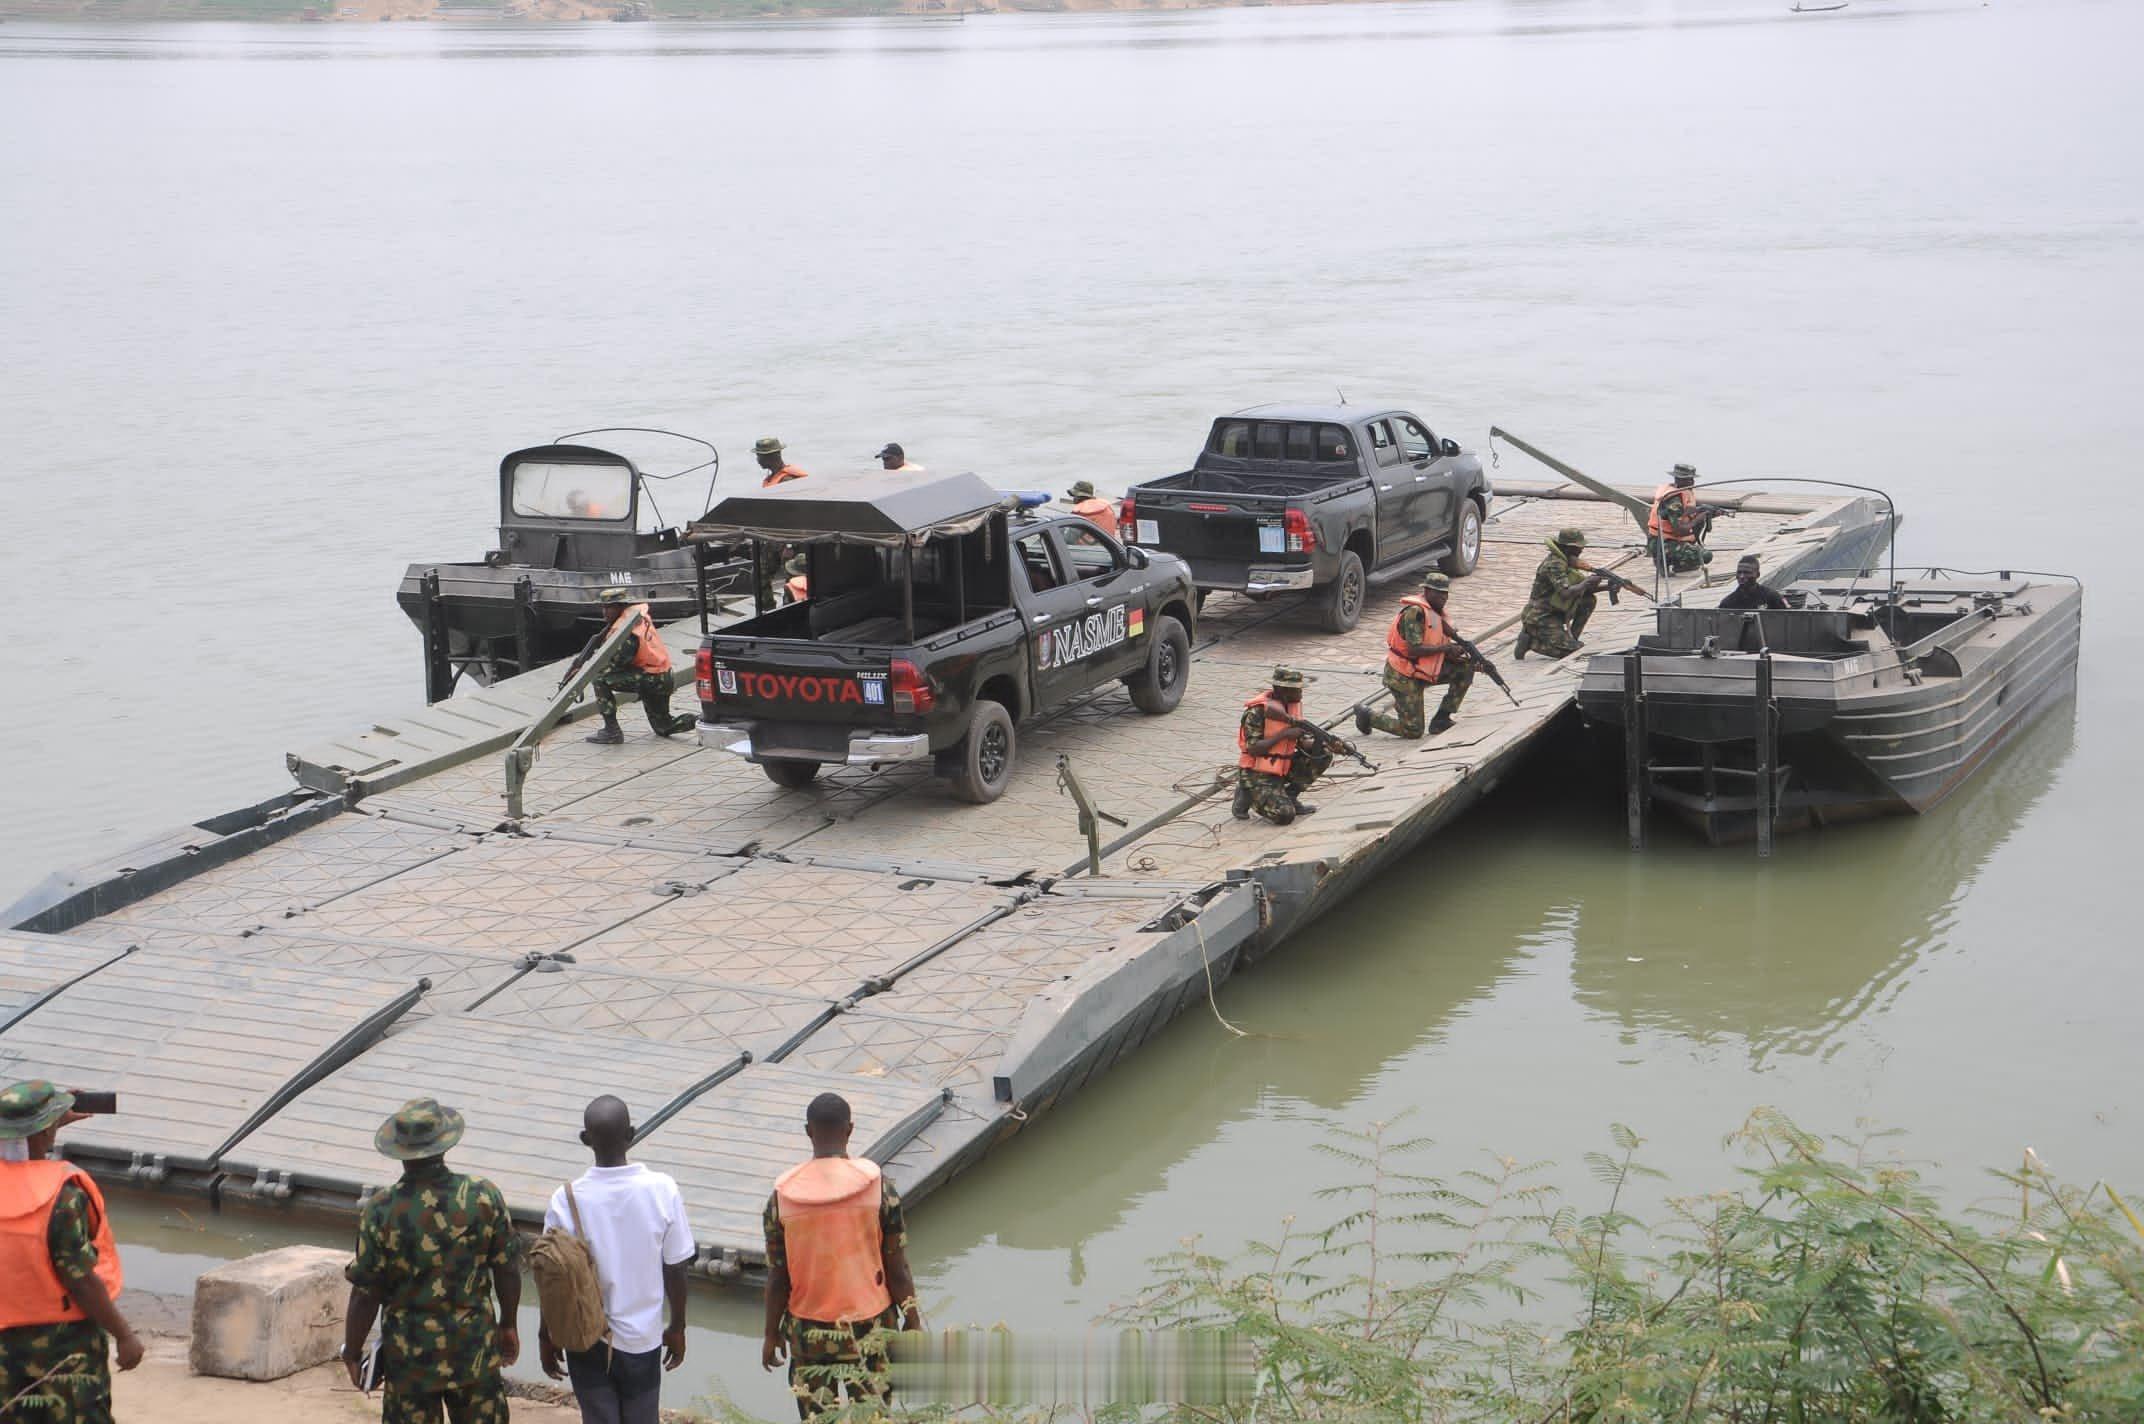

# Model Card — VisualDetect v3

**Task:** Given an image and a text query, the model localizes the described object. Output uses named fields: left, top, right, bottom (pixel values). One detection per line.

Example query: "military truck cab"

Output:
left=690, top=472, right=1199, bottom=803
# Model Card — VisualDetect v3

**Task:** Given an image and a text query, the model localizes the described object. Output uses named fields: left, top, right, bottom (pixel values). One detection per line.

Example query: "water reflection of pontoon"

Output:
left=1566, top=700, right=2075, bottom=1060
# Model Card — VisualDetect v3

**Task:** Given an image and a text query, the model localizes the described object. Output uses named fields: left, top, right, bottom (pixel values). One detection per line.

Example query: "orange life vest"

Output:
left=784, top=574, right=809, bottom=603
left=773, top=1157, right=892, bottom=1325
left=762, top=465, right=809, bottom=488
left=1385, top=595, right=1455, bottom=683
left=1648, top=483, right=1700, bottom=542
left=0, top=1161, right=123, bottom=1331
left=1237, top=692, right=1298, bottom=777
left=1071, top=498, right=1119, bottom=538
left=616, top=604, right=671, bottom=675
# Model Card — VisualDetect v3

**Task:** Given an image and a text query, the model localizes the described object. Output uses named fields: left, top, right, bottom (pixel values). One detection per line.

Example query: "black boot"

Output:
left=1512, top=628, right=1532, bottom=661
left=1428, top=713, right=1456, bottom=736
left=655, top=712, right=694, bottom=739
left=585, top=715, right=624, bottom=745
left=1230, top=783, right=1253, bottom=821
left=1354, top=704, right=1374, bottom=736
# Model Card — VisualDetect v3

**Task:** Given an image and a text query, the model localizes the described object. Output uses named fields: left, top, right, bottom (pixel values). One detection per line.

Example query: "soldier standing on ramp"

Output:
left=341, top=1097, right=522, bottom=1424
left=1356, top=571, right=1474, bottom=740
left=1515, top=527, right=1610, bottom=661
left=561, top=588, right=694, bottom=745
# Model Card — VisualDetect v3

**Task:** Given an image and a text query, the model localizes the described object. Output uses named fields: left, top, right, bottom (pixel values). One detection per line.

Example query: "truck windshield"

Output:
left=510, top=460, right=633, bottom=521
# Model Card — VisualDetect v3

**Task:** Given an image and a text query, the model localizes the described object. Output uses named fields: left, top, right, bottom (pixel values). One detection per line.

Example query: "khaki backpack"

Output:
left=529, top=1182, right=610, bottom=1353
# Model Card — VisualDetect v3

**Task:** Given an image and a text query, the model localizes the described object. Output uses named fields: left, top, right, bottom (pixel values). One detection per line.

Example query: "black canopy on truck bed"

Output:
left=689, top=471, right=1016, bottom=545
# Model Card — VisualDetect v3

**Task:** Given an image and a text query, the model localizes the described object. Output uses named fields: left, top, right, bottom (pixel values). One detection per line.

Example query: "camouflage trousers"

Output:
left=593, top=670, right=685, bottom=733
left=787, top=1309, right=902, bottom=1421
left=1234, top=744, right=1333, bottom=825
left=1521, top=593, right=1597, bottom=659
left=1365, top=661, right=1473, bottom=738
left=380, top=1372, right=510, bottom=1424
left=1646, top=537, right=1711, bottom=573
left=0, top=1321, right=110, bottom=1424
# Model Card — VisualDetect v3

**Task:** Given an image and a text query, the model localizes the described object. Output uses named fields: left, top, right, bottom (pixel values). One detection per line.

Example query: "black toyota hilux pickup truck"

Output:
left=1121, top=404, right=1493, bottom=632
left=688, top=472, right=1199, bottom=803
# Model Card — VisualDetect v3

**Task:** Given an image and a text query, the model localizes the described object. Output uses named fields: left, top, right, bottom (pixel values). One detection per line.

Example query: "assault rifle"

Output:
left=1275, top=713, right=1378, bottom=773
left=1576, top=562, right=1656, bottom=605
left=1447, top=631, right=1520, bottom=707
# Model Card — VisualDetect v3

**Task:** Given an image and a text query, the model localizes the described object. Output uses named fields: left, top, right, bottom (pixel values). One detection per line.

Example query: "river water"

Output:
left=2, top=0, right=2139, bottom=1411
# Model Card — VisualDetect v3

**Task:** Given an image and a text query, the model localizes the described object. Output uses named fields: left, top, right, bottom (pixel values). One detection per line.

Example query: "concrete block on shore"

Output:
left=189, top=1245, right=352, bottom=1382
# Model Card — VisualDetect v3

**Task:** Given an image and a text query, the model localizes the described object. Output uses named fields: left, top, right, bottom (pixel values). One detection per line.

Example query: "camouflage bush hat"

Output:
left=599, top=586, right=635, bottom=605
left=375, top=1097, right=465, bottom=1160
left=753, top=436, right=784, bottom=457
left=1065, top=480, right=1098, bottom=501
left=0, top=1080, right=74, bottom=1140
left=1420, top=571, right=1451, bottom=593
left=1670, top=463, right=1698, bottom=482
left=1270, top=665, right=1313, bottom=690
left=1556, top=527, right=1589, bottom=550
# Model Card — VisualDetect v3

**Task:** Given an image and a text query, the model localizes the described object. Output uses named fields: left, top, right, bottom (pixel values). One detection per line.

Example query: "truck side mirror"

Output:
left=1440, top=437, right=1460, bottom=457
left=1126, top=545, right=1151, bottom=569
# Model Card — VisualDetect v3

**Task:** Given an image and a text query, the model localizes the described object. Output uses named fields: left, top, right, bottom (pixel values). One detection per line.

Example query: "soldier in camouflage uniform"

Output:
left=1356, top=571, right=1474, bottom=740
left=1232, top=666, right=1333, bottom=825
left=0, top=1082, right=142, bottom=1424
left=341, top=1098, right=522, bottom=1424
left=1645, top=463, right=1714, bottom=574
left=560, top=588, right=693, bottom=744
left=761, top=1093, right=922, bottom=1422
left=1516, top=527, right=1609, bottom=661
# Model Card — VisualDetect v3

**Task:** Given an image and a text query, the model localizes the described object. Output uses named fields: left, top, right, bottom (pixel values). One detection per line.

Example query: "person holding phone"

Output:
left=0, top=1080, right=143, bottom=1424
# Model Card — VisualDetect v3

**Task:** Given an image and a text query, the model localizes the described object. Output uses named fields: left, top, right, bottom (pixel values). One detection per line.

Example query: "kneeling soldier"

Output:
left=1356, top=572, right=1473, bottom=739
left=1233, top=667, right=1330, bottom=825
left=563, top=588, right=694, bottom=744
left=1516, top=527, right=1608, bottom=661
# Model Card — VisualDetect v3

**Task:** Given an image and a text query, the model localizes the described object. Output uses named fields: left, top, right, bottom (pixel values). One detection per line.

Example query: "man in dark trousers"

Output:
left=540, top=1096, right=694, bottom=1424
left=761, top=1093, right=922, bottom=1421
left=342, top=1098, right=522, bottom=1424
left=560, top=588, right=693, bottom=744
left=1719, top=554, right=1790, bottom=610
left=0, top=1081, right=142, bottom=1424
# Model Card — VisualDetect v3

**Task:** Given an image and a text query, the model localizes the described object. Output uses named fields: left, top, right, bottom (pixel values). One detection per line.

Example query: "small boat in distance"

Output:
left=1576, top=572, right=2082, bottom=851
left=1792, top=2, right=1849, bottom=11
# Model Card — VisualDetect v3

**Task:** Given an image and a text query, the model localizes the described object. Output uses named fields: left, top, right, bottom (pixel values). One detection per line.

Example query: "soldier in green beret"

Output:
left=0, top=1082, right=142, bottom=1424
left=341, top=1098, right=522, bottom=1424
left=1516, top=527, right=1610, bottom=661
left=1233, top=666, right=1332, bottom=825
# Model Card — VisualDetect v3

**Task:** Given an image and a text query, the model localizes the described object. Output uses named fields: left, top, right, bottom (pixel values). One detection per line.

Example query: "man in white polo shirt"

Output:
left=539, top=1096, right=695, bottom=1424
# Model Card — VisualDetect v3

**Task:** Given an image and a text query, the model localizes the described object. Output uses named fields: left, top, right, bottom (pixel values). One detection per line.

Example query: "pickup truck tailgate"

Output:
left=1147, top=501, right=1276, bottom=561
left=702, top=643, right=899, bottom=724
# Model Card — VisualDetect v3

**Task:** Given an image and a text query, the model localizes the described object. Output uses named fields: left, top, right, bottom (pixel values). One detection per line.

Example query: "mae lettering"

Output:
left=1040, top=603, right=1129, bottom=671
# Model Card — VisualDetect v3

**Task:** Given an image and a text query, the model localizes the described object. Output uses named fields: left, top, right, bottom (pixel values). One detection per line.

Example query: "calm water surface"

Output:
left=3, top=0, right=2139, bottom=1411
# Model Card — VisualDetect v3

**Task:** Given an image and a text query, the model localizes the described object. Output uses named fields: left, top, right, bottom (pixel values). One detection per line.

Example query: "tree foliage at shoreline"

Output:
left=713, top=1109, right=2144, bottom=1423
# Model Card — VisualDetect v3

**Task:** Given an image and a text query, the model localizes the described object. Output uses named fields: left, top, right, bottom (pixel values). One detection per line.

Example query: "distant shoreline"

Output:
left=0, top=0, right=1384, bottom=22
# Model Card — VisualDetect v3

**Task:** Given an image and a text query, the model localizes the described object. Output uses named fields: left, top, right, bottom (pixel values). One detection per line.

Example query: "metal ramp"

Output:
left=0, top=946, right=429, bottom=1175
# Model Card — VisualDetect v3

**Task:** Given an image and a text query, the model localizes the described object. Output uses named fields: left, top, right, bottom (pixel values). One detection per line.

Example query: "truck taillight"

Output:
left=694, top=647, right=713, bottom=702
left=1284, top=507, right=1317, bottom=553
left=890, top=658, right=935, bottom=715
left=1119, top=495, right=1136, bottom=541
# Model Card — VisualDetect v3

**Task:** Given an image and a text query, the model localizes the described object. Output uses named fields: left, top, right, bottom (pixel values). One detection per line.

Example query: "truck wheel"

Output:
left=761, top=757, right=821, bottom=789
left=1320, top=550, right=1366, bottom=633
left=947, top=700, right=1015, bottom=804
left=1128, top=615, right=1190, bottom=715
left=1440, top=497, right=1484, bottom=577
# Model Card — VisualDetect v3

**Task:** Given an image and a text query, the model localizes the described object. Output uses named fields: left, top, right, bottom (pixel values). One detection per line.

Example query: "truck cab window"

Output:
left=1252, top=423, right=1287, bottom=461
left=1396, top=418, right=1433, bottom=461
left=1209, top=420, right=1253, bottom=458
left=1058, top=524, right=1124, bottom=581
left=1285, top=424, right=1316, bottom=462
left=1016, top=531, right=1064, bottom=592
left=1368, top=420, right=1401, bottom=468
left=1317, top=424, right=1353, bottom=461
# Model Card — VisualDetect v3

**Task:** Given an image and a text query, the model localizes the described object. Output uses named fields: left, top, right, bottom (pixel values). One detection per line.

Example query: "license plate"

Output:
left=1257, top=523, right=1286, bottom=554
left=1136, top=518, right=1160, bottom=545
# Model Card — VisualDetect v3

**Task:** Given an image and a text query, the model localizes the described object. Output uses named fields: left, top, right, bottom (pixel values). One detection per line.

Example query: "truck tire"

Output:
left=1127, top=615, right=1190, bottom=715
left=761, top=757, right=821, bottom=789
left=947, top=700, right=1016, bottom=804
left=1440, top=497, right=1484, bottom=577
left=1320, top=550, right=1366, bottom=633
